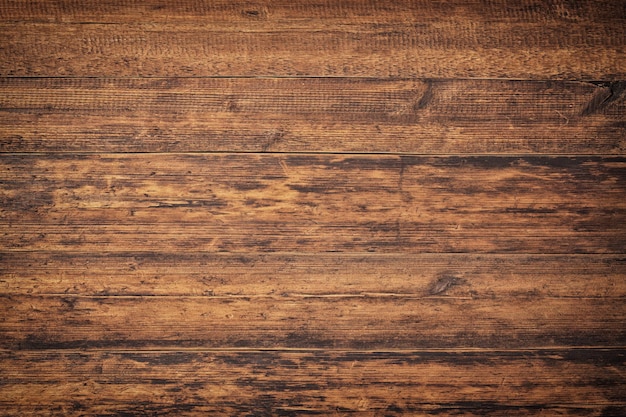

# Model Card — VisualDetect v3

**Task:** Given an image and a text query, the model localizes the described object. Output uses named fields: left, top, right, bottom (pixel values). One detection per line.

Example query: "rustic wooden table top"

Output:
left=1, top=1, right=625, bottom=415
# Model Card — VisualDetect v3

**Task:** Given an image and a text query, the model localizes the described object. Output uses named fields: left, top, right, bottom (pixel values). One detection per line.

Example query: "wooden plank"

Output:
left=1, top=78, right=624, bottom=154
left=1, top=349, right=624, bottom=416
left=3, top=407, right=622, bottom=417
left=1, top=294, right=624, bottom=349
left=2, top=0, right=624, bottom=26
left=1, top=0, right=624, bottom=78
left=1, top=154, right=624, bottom=253
left=1, top=252, right=625, bottom=298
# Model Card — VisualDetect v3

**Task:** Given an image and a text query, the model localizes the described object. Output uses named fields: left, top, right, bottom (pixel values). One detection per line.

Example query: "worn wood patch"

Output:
left=1, top=154, right=624, bottom=253
left=0, top=349, right=624, bottom=416
left=1, top=78, right=624, bottom=153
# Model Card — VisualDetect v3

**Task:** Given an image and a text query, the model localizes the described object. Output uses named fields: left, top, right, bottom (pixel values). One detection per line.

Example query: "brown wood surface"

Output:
left=1, top=0, right=625, bottom=415
left=2, top=252, right=624, bottom=297
left=1, top=154, right=624, bottom=253
left=1, top=78, right=625, bottom=153
left=0, top=349, right=624, bottom=416
left=2, top=294, right=625, bottom=350
left=2, top=0, right=623, bottom=25
left=1, top=0, right=625, bottom=79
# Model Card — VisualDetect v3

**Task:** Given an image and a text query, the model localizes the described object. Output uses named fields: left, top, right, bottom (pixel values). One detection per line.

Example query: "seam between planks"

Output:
left=3, top=347, right=625, bottom=354
left=2, top=152, right=626, bottom=157
left=0, top=75, right=620, bottom=82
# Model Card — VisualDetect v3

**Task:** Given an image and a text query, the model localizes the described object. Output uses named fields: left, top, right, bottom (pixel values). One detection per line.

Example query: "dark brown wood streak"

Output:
left=0, top=0, right=624, bottom=415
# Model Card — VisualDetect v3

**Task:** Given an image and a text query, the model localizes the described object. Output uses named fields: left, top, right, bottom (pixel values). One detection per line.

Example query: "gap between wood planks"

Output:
left=2, top=294, right=623, bottom=300
left=2, top=151, right=624, bottom=156
left=2, top=347, right=625, bottom=353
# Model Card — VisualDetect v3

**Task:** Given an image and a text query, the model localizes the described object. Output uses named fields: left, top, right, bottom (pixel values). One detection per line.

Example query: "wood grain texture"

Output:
left=1, top=0, right=625, bottom=415
left=1, top=0, right=624, bottom=78
left=1, top=78, right=625, bottom=153
left=2, top=0, right=624, bottom=25
left=1, top=252, right=624, bottom=298
left=2, top=154, right=624, bottom=253
left=1, top=349, right=624, bottom=416
left=2, top=294, right=625, bottom=350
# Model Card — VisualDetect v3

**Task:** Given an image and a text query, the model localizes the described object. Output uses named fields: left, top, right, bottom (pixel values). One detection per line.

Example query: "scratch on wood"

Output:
left=279, top=159, right=290, bottom=177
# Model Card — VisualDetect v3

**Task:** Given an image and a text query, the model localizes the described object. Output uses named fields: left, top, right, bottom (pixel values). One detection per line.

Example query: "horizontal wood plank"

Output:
left=1, top=349, right=624, bottom=416
left=1, top=78, right=624, bottom=153
left=2, top=0, right=624, bottom=25
left=1, top=295, right=624, bottom=349
left=1, top=154, right=624, bottom=253
left=1, top=0, right=624, bottom=78
left=1, top=252, right=624, bottom=298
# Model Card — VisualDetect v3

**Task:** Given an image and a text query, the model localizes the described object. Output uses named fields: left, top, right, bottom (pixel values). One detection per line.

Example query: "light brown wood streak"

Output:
left=1, top=154, right=624, bottom=253
left=0, top=350, right=624, bottom=416
left=1, top=295, right=625, bottom=350
left=1, top=252, right=624, bottom=298
left=1, top=78, right=624, bottom=153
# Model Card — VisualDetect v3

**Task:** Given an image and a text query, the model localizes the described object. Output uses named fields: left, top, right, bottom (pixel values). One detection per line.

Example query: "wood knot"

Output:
left=429, top=275, right=463, bottom=295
